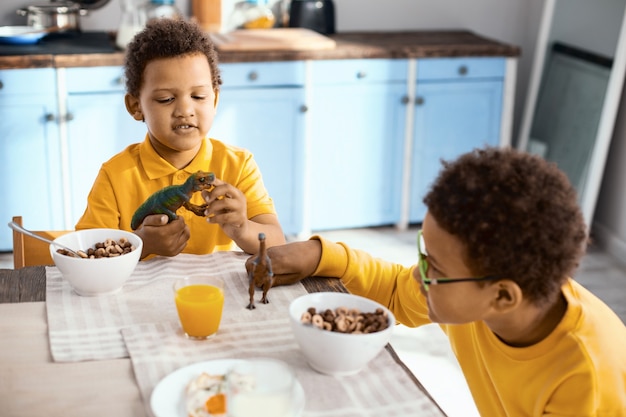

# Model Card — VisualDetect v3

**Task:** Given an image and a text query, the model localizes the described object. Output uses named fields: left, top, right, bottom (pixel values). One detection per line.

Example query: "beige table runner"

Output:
left=44, top=251, right=445, bottom=417
left=123, top=320, right=444, bottom=417
left=46, top=251, right=307, bottom=362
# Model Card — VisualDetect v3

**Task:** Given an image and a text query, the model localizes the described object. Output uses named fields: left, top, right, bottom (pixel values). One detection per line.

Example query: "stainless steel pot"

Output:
left=16, top=2, right=88, bottom=32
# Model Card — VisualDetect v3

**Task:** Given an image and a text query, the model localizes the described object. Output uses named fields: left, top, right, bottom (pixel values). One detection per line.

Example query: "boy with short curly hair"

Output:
left=424, top=147, right=588, bottom=306
left=123, top=18, right=222, bottom=99
left=254, top=147, right=626, bottom=416
left=77, top=19, right=285, bottom=258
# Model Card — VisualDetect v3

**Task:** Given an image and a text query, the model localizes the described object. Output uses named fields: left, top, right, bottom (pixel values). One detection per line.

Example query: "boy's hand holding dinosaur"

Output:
left=201, top=178, right=248, bottom=238
left=134, top=215, right=190, bottom=258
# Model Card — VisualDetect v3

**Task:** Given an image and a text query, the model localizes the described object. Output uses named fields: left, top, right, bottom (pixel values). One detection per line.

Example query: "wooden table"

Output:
left=0, top=264, right=447, bottom=417
left=0, top=265, right=348, bottom=304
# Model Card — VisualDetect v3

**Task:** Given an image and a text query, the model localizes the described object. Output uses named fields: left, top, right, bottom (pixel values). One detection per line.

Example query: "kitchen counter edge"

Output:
left=0, top=30, right=521, bottom=70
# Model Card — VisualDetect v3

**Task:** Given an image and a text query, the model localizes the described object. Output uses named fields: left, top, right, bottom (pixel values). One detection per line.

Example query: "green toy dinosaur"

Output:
left=130, top=171, right=215, bottom=230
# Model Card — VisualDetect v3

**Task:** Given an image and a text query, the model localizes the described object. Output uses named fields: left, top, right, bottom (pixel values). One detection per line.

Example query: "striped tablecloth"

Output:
left=123, top=321, right=444, bottom=417
left=45, top=251, right=305, bottom=362
left=45, top=251, right=445, bottom=417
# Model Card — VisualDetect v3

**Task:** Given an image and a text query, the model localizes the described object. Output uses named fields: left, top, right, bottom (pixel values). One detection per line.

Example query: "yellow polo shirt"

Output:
left=76, top=135, right=276, bottom=254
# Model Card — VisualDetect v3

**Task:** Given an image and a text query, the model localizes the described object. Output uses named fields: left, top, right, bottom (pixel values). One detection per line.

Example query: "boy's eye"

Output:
left=156, top=97, right=174, bottom=104
left=427, top=261, right=442, bottom=277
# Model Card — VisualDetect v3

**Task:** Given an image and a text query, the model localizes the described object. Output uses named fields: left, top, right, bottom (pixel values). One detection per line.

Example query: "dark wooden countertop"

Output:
left=0, top=30, right=520, bottom=70
left=218, top=30, right=521, bottom=62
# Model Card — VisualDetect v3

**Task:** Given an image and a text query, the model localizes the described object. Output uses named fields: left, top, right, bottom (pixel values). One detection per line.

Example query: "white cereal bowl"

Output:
left=50, top=229, right=143, bottom=296
left=289, top=292, right=395, bottom=376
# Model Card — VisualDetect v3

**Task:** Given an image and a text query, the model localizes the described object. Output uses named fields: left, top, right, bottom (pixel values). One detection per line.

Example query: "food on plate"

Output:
left=300, top=306, right=389, bottom=334
left=185, top=372, right=227, bottom=417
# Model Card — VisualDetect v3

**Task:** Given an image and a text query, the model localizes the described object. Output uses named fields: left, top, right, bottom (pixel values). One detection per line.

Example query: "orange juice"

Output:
left=175, top=283, right=224, bottom=339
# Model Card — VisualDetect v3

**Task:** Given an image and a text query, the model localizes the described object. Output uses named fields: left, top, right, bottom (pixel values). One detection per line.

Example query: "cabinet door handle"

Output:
left=401, top=96, right=410, bottom=105
left=114, top=76, right=125, bottom=85
left=44, top=113, right=55, bottom=122
left=248, top=71, right=259, bottom=81
left=58, top=113, right=74, bottom=122
left=356, top=71, right=367, bottom=79
left=299, top=104, right=308, bottom=113
left=415, top=96, right=424, bottom=105
left=0, top=80, right=3, bottom=90
left=458, top=65, right=468, bottom=76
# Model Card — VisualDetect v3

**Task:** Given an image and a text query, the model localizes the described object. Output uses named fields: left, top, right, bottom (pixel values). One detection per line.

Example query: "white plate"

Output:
left=0, top=26, right=48, bottom=44
left=150, top=359, right=305, bottom=417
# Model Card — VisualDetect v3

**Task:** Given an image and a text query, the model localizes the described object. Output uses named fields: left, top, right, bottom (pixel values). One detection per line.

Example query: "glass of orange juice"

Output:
left=173, top=276, right=225, bottom=339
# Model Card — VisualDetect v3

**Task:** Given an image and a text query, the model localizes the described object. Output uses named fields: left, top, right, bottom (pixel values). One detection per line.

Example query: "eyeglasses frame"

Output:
left=417, top=229, right=502, bottom=291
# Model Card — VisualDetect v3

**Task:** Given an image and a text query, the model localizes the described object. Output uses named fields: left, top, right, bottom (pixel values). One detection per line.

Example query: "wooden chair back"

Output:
left=11, top=216, right=71, bottom=269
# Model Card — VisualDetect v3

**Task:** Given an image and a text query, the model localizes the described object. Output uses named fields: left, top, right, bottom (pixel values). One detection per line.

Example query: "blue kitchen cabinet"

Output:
left=210, top=61, right=306, bottom=237
left=409, top=57, right=505, bottom=223
left=307, top=59, right=408, bottom=231
left=63, top=66, right=148, bottom=227
left=0, top=68, right=64, bottom=251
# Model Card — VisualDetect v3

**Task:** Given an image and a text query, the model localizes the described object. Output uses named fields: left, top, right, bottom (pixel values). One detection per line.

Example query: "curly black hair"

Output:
left=124, top=18, right=222, bottom=98
left=423, top=147, right=588, bottom=306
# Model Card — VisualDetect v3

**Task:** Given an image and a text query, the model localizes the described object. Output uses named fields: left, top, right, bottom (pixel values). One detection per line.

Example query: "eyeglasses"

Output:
left=417, top=230, right=502, bottom=291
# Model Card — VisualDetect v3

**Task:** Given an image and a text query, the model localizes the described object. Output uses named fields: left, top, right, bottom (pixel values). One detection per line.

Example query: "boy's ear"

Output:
left=125, top=93, right=143, bottom=121
left=490, top=280, right=523, bottom=313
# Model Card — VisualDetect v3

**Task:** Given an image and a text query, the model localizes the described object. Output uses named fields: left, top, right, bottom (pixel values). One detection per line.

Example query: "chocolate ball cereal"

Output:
left=57, top=237, right=136, bottom=259
left=300, top=306, right=389, bottom=334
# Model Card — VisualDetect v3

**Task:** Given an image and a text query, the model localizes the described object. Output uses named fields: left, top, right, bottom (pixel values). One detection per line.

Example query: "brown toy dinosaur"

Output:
left=246, top=232, right=274, bottom=309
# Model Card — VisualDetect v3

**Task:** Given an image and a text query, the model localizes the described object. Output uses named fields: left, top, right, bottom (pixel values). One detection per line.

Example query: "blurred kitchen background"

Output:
left=2, top=0, right=626, bottom=263
left=2, top=3, right=626, bottom=415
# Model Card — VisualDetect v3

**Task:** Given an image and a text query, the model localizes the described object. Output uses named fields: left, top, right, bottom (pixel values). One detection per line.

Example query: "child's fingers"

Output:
left=203, top=184, right=241, bottom=205
left=141, top=214, right=169, bottom=227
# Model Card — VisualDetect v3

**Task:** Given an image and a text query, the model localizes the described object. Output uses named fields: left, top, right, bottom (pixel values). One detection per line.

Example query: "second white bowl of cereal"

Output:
left=50, top=228, right=143, bottom=296
left=289, top=292, right=395, bottom=376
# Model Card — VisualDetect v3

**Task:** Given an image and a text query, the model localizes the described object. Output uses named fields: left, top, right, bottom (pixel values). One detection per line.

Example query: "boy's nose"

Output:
left=174, top=98, right=194, bottom=117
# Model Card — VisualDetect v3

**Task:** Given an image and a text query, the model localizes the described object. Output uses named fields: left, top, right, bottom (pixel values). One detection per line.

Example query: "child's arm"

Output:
left=201, top=180, right=286, bottom=254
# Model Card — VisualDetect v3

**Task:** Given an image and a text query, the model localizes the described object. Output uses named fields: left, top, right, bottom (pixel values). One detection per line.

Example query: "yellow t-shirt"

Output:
left=312, top=236, right=626, bottom=417
left=76, top=135, right=276, bottom=254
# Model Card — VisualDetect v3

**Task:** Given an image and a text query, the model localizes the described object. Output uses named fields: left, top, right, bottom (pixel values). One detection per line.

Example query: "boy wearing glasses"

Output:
left=248, top=147, right=626, bottom=416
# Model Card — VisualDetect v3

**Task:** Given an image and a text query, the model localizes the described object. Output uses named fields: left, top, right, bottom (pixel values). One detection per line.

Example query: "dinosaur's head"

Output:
left=190, top=171, right=216, bottom=191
